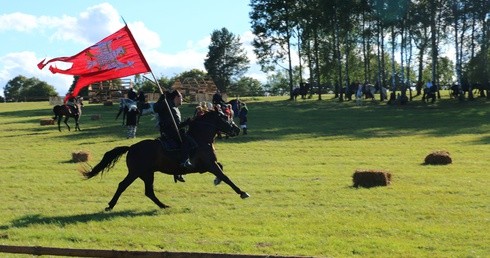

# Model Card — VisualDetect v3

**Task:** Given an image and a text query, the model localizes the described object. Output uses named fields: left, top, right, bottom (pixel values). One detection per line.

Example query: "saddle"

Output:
left=157, top=136, right=198, bottom=163
left=158, top=137, right=181, bottom=151
left=65, top=105, right=78, bottom=115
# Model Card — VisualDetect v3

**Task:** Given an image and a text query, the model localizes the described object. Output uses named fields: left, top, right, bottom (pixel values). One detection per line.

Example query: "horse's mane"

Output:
left=190, top=111, right=218, bottom=125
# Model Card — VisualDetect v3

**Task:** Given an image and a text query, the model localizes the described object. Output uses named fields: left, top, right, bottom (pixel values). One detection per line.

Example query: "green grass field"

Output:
left=0, top=94, right=488, bottom=257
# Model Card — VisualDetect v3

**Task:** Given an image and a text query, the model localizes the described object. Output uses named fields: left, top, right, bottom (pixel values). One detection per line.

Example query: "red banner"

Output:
left=38, top=25, right=151, bottom=100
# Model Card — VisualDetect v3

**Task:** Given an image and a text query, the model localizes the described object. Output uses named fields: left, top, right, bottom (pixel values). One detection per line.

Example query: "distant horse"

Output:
left=363, top=84, right=387, bottom=100
left=292, top=84, right=309, bottom=100
left=116, top=98, right=155, bottom=125
left=341, top=83, right=358, bottom=100
left=81, top=111, right=249, bottom=211
left=422, top=87, right=437, bottom=103
left=52, top=97, right=83, bottom=132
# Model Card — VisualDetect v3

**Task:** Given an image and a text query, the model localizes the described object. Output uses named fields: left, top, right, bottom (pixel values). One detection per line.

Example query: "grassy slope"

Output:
left=0, top=94, right=488, bottom=257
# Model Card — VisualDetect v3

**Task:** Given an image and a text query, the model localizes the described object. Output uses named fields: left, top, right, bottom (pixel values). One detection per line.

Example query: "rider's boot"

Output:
left=174, top=174, right=185, bottom=183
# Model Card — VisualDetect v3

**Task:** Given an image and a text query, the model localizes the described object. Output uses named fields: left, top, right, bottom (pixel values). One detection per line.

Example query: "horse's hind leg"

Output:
left=75, top=117, right=81, bottom=131
left=141, top=173, right=169, bottom=208
left=106, top=173, right=138, bottom=211
left=57, top=117, right=62, bottom=132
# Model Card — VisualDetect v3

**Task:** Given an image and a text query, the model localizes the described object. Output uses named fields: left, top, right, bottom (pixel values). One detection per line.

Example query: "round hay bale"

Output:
left=40, top=118, right=54, bottom=126
left=103, top=101, right=113, bottom=106
left=72, top=151, right=90, bottom=162
left=352, top=169, right=392, bottom=188
left=424, top=150, right=452, bottom=165
left=91, top=114, right=101, bottom=120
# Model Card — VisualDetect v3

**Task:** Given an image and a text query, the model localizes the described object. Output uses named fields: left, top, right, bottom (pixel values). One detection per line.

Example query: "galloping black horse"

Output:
left=81, top=111, right=249, bottom=211
left=52, top=97, right=83, bottom=132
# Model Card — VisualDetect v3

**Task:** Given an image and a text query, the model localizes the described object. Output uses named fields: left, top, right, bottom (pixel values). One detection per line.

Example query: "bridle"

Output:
left=192, top=112, right=237, bottom=134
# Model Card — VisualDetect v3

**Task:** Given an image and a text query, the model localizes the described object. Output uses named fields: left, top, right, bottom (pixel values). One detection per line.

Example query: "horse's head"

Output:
left=214, top=111, right=240, bottom=137
left=190, top=111, right=240, bottom=138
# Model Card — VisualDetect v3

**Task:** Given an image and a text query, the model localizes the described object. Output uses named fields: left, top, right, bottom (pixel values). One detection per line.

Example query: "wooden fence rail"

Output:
left=0, top=244, right=305, bottom=258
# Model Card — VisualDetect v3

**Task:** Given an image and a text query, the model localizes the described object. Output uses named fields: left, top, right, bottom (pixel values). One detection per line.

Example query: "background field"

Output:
left=0, top=94, right=488, bottom=257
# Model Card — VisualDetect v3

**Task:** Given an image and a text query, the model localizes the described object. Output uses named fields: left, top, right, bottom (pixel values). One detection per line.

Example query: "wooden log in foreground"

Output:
left=0, top=244, right=306, bottom=258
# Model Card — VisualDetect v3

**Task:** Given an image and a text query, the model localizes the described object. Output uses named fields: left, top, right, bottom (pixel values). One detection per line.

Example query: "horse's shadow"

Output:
left=0, top=210, right=159, bottom=230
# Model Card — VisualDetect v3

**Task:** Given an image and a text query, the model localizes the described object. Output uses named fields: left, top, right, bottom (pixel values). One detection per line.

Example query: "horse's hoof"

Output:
left=214, top=177, right=222, bottom=186
left=240, top=192, right=250, bottom=199
left=104, top=206, right=112, bottom=211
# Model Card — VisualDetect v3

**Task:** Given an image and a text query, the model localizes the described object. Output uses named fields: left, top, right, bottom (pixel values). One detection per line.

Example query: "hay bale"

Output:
left=103, top=101, right=113, bottom=106
left=424, top=150, right=452, bottom=165
left=72, top=151, right=90, bottom=162
left=91, top=114, right=101, bottom=120
left=353, top=169, right=392, bottom=188
left=40, top=118, right=54, bottom=125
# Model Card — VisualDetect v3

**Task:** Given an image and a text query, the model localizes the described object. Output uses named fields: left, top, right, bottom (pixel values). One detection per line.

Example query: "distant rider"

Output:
left=64, top=92, right=78, bottom=115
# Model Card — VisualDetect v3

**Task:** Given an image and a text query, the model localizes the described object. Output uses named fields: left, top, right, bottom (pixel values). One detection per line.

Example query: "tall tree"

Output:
left=3, top=75, right=57, bottom=101
left=250, top=0, right=297, bottom=99
left=204, top=28, right=250, bottom=93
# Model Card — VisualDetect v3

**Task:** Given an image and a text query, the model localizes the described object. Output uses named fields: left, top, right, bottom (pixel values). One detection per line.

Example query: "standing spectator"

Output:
left=225, top=104, right=234, bottom=122
left=194, top=101, right=207, bottom=117
left=239, top=102, right=248, bottom=135
left=126, top=105, right=139, bottom=139
left=356, top=84, right=363, bottom=106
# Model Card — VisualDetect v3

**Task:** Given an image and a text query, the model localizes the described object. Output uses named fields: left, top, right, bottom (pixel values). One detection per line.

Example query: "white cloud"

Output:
left=0, top=12, right=38, bottom=32
left=129, top=21, right=161, bottom=50
left=0, top=51, right=73, bottom=95
left=0, top=3, right=268, bottom=97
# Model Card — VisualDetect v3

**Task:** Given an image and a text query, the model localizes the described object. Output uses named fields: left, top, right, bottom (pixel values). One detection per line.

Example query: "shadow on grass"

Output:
left=0, top=210, right=159, bottom=230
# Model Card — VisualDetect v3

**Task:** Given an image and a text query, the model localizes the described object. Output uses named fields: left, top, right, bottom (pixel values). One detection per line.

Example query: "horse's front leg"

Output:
left=64, top=117, right=71, bottom=131
left=116, top=108, right=122, bottom=121
left=210, top=161, right=249, bottom=199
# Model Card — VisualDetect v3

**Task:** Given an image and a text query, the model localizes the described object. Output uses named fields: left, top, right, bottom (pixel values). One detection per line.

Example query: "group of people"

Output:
left=211, top=90, right=248, bottom=135
left=193, top=100, right=248, bottom=136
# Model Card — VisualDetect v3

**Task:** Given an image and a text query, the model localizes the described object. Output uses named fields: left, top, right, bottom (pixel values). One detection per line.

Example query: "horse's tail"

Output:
left=80, top=146, right=130, bottom=179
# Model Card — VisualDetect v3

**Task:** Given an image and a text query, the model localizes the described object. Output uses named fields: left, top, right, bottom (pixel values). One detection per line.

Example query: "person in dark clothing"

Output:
left=137, top=90, right=146, bottom=111
left=127, top=88, right=137, bottom=101
left=212, top=90, right=226, bottom=108
left=239, top=102, right=248, bottom=135
left=125, top=105, right=139, bottom=138
left=153, top=90, right=193, bottom=183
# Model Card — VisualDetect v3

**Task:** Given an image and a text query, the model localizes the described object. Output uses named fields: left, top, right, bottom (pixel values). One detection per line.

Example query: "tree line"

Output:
left=250, top=0, right=490, bottom=100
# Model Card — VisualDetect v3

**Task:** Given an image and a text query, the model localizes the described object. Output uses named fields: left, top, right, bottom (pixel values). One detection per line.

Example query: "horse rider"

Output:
left=127, top=87, right=137, bottom=101
left=212, top=89, right=226, bottom=109
left=136, top=90, right=146, bottom=111
left=64, top=92, right=78, bottom=115
left=153, top=90, right=194, bottom=183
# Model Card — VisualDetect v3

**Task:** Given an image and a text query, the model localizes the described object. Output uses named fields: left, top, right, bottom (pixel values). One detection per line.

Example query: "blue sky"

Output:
left=0, top=0, right=264, bottom=97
